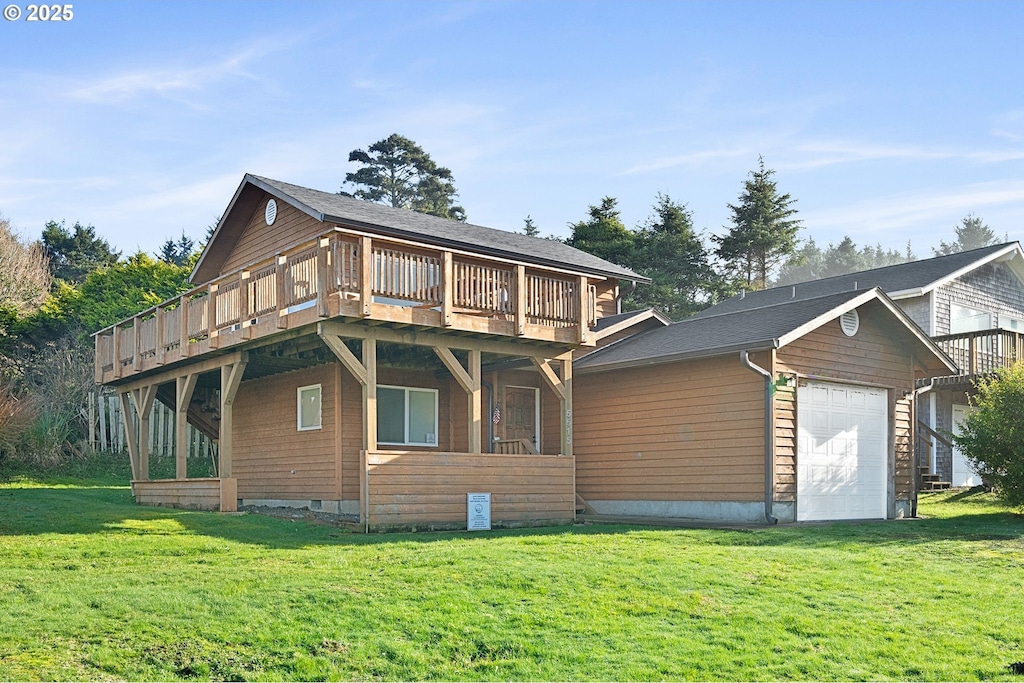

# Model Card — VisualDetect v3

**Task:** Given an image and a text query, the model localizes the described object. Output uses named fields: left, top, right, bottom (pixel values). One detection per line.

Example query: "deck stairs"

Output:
left=919, top=466, right=952, bottom=491
left=154, top=384, right=221, bottom=442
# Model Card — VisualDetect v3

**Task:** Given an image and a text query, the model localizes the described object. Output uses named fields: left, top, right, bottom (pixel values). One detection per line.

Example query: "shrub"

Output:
left=952, top=362, right=1024, bottom=509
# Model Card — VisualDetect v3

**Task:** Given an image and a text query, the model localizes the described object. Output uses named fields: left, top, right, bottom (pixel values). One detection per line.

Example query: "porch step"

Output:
left=921, top=479, right=952, bottom=491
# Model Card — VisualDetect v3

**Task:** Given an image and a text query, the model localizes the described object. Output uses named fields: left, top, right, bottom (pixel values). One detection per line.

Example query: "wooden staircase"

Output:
left=919, top=466, right=952, bottom=491
left=155, top=384, right=221, bottom=442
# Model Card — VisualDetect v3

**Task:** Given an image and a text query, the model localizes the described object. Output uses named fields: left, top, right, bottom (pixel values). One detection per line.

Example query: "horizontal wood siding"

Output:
left=340, top=368, right=361, bottom=503
left=133, top=479, right=220, bottom=510
left=593, top=280, right=618, bottom=320
left=366, top=451, right=575, bottom=528
left=574, top=356, right=765, bottom=502
left=773, top=381, right=797, bottom=502
left=220, top=200, right=324, bottom=276
left=233, top=365, right=338, bottom=501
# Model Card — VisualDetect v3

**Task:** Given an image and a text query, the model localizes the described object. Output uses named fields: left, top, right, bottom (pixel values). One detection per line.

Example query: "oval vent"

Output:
left=840, top=309, right=860, bottom=336
left=265, top=198, right=278, bottom=226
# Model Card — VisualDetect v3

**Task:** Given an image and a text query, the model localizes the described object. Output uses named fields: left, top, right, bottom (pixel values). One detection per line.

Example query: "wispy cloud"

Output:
left=780, top=140, right=1024, bottom=171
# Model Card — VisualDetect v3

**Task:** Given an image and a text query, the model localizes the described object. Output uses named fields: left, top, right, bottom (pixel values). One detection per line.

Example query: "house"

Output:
left=572, top=288, right=956, bottom=523
left=93, top=174, right=648, bottom=530
left=690, top=243, right=1024, bottom=490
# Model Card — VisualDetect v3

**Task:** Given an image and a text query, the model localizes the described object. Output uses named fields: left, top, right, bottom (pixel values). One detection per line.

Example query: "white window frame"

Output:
left=297, top=384, right=322, bottom=431
left=998, top=315, right=1024, bottom=332
left=377, top=385, right=439, bottom=447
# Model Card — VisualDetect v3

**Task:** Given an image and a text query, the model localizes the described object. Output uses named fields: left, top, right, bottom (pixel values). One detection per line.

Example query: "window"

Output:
left=297, top=384, right=322, bottom=431
left=999, top=315, right=1024, bottom=332
left=950, top=303, right=992, bottom=333
left=378, top=385, right=438, bottom=446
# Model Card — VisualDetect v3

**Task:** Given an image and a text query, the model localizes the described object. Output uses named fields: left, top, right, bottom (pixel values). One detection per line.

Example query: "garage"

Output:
left=796, top=381, right=888, bottom=521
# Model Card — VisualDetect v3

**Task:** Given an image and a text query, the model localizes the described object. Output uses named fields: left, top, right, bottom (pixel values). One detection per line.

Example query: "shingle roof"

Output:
left=690, top=242, right=1022, bottom=319
left=574, top=288, right=954, bottom=374
left=593, top=308, right=667, bottom=332
left=248, top=175, right=647, bottom=282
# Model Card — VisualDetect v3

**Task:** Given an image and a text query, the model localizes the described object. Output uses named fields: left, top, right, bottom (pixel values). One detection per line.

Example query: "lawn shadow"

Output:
left=3, top=485, right=1022, bottom=551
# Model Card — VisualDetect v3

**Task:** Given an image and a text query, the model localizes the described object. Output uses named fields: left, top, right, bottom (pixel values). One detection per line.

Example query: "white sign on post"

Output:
left=467, top=492, right=491, bottom=531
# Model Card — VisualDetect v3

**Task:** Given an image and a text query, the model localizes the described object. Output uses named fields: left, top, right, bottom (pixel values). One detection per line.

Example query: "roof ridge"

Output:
left=676, top=287, right=877, bottom=324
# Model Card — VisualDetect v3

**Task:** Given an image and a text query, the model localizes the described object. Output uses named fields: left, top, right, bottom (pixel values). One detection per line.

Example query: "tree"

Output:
left=341, top=134, right=466, bottom=221
left=776, top=236, right=911, bottom=285
left=951, top=363, right=1024, bottom=508
left=565, top=197, right=635, bottom=267
left=0, top=215, right=50, bottom=316
left=934, top=213, right=1000, bottom=256
left=522, top=216, right=540, bottom=238
left=626, top=194, right=718, bottom=319
left=713, top=157, right=801, bottom=290
left=41, top=220, right=120, bottom=285
left=157, top=231, right=197, bottom=267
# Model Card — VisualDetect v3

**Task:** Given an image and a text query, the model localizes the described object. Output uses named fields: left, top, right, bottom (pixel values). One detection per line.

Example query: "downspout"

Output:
left=615, top=280, right=638, bottom=315
left=910, top=379, right=935, bottom=518
left=740, top=350, right=778, bottom=525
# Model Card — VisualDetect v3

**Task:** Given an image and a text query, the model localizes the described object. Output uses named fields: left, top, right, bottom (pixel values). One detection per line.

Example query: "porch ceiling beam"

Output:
left=115, top=351, right=244, bottom=394
left=317, top=320, right=570, bottom=359
left=433, top=346, right=477, bottom=394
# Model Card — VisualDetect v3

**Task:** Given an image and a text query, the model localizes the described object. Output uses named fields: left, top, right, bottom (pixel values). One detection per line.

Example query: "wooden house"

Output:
left=695, top=244, right=1024, bottom=491
left=572, top=289, right=956, bottom=523
left=93, top=174, right=648, bottom=530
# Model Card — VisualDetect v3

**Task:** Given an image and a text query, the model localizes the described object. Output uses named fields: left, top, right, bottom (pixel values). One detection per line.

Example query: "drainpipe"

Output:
left=615, top=280, right=638, bottom=315
left=910, top=379, right=935, bottom=518
left=740, top=350, right=778, bottom=525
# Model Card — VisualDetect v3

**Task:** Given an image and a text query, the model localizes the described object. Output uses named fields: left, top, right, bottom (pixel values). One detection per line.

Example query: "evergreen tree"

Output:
left=522, top=216, right=540, bottom=237
left=713, top=157, right=801, bottom=289
left=776, top=236, right=911, bottom=285
left=565, top=197, right=635, bottom=267
left=157, top=232, right=196, bottom=267
left=934, top=213, right=1000, bottom=255
left=342, top=134, right=466, bottom=221
left=41, top=220, right=120, bottom=285
left=626, top=194, right=717, bottom=319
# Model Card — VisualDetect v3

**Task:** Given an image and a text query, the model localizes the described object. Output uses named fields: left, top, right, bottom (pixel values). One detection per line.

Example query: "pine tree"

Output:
left=934, top=213, right=1000, bottom=255
left=713, top=157, right=801, bottom=289
left=565, top=197, right=635, bottom=267
left=522, top=216, right=540, bottom=237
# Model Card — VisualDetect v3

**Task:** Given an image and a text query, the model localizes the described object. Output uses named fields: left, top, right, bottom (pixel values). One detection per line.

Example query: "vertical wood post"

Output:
left=360, top=236, right=373, bottom=317
left=119, top=391, right=140, bottom=480
left=219, top=357, right=247, bottom=512
left=577, top=275, right=589, bottom=344
left=560, top=354, right=573, bottom=458
left=208, top=283, right=221, bottom=349
left=276, top=254, right=288, bottom=329
left=179, top=294, right=190, bottom=359
left=133, top=315, right=142, bottom=371
left=317, top=237, right=331, bottom=318
left=94, top=334, right=103, bottom=384
left=155, top=306, right=165, bottom=365
left=442, top=251, right=453, bottom=327
left=515, top=265, right=527, bottom=336
left=239, top=270, right=252, bottom=338
left=133, top=385, right=157, bottom=482
left=88, top=391, right=96, bottom=451
left=175, top=373, right=198, bottom=480
left=468, top=349, right=482, bottom=453
left=112, top=325, right=122, bottom=379
left=969, top=335, right=977, bottom=374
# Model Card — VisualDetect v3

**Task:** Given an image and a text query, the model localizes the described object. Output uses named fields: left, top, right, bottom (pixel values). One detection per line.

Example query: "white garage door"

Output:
left=797, top=381, right=888, bottom=521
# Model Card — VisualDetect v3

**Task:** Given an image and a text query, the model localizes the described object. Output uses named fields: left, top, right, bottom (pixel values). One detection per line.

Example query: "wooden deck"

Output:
left=95, top=227, right=599, bottom=384
left=932, top=328, right=1024, bottom=378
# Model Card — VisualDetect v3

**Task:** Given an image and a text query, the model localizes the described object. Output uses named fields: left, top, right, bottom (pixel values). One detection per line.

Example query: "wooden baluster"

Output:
left=275, top=254, right=287, bottom=329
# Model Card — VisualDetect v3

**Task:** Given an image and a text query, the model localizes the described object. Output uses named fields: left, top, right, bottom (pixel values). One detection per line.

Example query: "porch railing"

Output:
left=932, top=328, right=1024, bottom=376
left=95, top=228, right=598, bottom=381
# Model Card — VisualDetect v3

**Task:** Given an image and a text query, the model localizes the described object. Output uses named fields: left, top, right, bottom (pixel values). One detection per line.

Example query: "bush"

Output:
left=952, top=362, right=1024, bottom=509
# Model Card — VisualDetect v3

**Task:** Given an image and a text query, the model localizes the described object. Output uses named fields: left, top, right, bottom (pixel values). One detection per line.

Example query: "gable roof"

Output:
left=192, top=174, right=647, bottom=284
left=593, top=308, right=671, bottom=336
left=691, top=242, right=1024, bottom=320
left=574, top=288, right=956, bottom=375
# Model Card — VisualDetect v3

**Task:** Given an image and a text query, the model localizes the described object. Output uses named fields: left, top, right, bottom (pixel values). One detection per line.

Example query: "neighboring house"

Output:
left=688, top=243, right=1024, bottom=490
left=93, top=174, right=648, bottom=530
left=573, top=288, right=955, bottom=523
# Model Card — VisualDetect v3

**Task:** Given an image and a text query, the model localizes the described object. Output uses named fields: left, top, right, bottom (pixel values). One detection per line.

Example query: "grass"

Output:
left=1, top=478, right=1022, bottom=681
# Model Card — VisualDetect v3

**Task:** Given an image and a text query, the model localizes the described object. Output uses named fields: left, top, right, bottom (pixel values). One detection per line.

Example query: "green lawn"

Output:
left=1, top=477, right=1022, bottom=682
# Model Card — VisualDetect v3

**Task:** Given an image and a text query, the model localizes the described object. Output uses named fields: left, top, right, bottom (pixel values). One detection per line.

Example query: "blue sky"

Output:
left=1, top=0, right=1023, bottom=259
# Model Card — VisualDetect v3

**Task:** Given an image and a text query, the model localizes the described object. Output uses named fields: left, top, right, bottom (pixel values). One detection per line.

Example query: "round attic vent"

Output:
left=265, top=198, right=278, bottom=226
left=840, top=309, right=860, bottom=336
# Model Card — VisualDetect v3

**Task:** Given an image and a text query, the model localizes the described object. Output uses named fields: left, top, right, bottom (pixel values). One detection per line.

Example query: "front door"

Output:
left=504, top=386, right=539, bottom=452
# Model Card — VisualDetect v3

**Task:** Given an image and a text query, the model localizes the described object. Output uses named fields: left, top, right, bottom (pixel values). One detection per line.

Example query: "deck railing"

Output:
left=95, top=228, right=598, bottom=381
left=932, top=328, right=1024, bottom=376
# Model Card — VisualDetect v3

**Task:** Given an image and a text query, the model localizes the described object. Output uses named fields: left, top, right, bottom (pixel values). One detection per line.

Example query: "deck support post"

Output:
left=532, top=354, right=573, bottom=457
left=131, top=384, right=158, bottom=481
left=219, top=354, right=247, bottom=512
left=119, top=391, right=140, bottom=481
left=175, top=373, right=199, bottom=480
